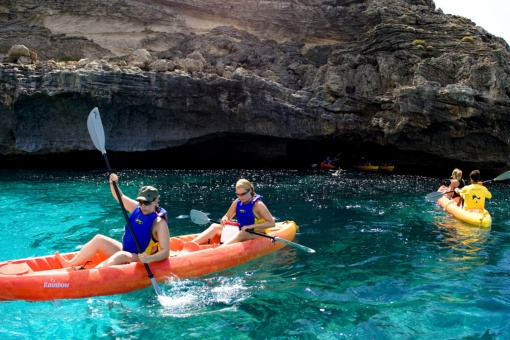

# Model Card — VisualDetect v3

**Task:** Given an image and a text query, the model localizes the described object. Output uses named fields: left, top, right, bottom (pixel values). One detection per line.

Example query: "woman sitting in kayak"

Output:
left=191, top=179, right=275, bottom=246
left=447, top=168, right=465, bottom=206
left=55, top=173, right=170, bottom=269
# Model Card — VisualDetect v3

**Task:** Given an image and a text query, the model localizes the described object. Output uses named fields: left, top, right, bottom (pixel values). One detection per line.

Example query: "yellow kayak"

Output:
left=379, top=165, right=395, bottom=172
left=436, top=186, right=492, bottom=227
left=352, top=165, right=379, bottom=172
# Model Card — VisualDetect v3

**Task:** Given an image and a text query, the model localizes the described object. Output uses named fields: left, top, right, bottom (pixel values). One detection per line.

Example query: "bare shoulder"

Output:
left=255, top=199, right=267, bottom=207
left=154, top=216, right=168, bottom=228
left=254, top=199, right=270, bottom=212
left=153, top=217, right=169, bottom=238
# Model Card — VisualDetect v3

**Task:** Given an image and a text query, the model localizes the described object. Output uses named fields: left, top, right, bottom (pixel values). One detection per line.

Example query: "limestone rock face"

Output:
left=0, top=0, right=509, bottom=171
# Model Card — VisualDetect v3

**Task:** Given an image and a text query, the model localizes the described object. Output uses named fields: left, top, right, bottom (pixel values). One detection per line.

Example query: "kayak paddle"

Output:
left=87, top=107, right=162, bottom=296
left=244, top=228, right=316, bottom=253
left=425, top=190, right=453, bottom=202
left=483, top=170, right=510, bottom=183
left=190, top=209, right=316, bottom=253
left=425, top=170, right=510, bottom=202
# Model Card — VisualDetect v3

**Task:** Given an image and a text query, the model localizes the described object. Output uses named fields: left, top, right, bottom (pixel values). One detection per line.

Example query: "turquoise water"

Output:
left=1, top=169, right=510, bottom=339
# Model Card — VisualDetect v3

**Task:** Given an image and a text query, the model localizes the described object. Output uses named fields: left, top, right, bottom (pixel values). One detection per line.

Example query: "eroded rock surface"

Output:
left=0, top=0, right=509, bottom=171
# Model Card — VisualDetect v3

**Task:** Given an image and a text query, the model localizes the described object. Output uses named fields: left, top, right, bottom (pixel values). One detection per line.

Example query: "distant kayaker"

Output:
left=55, top=173, right=170, bottom=269
left=447, top=168, right=465, bottom=206
left=456, top=170, right=492, bottom=211
left=323, top=156, right=334, bottom=166
left=191, top=178, right=275, bottom=246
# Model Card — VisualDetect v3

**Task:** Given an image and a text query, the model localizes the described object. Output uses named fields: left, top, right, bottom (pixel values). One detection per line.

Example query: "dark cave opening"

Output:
left=1, top=135, right=505, bottom=178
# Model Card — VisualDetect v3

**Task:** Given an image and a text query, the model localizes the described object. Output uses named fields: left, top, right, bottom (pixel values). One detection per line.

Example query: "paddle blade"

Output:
left=190, top=209, right=212, bottom=225
left=274, top=237, right=316, bottom=253
left=425, top=191, right=447, bottom=202
left=87, top=107, right=106, bottom=154
left=494, top=171, right=510, bottom=182
left=150, top=277, right=163, bottom=296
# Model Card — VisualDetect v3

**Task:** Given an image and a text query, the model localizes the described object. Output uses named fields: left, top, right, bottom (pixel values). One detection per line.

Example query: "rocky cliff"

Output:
left=0, top=0, right=509, bottom=173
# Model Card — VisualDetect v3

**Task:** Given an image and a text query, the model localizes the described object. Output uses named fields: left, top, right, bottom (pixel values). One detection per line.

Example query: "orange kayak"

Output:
left=320, top=162, right=337, bottom=170
left=0, top=221, right=298, bottom=301
left=436, top=186, right=492, bottom=228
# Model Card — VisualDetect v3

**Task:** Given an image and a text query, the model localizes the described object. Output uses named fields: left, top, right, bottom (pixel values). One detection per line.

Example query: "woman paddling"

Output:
left=55, top=173, right=170, bottom=269
left=191, top=178, right=275, bottom=246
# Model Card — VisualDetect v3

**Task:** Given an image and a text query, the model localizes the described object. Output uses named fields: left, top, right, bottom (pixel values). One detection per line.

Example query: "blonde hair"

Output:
left=451, top=168, right=463, bottom=180
left=236, top=178, right=255, bottom=195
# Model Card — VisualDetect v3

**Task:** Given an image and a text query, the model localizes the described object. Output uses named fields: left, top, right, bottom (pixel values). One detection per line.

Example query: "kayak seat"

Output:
left=0, top=262, right=33, bottom=275
left=182, top=241, right=201, bottom=253
left=170, top=238, right=185, bottom=252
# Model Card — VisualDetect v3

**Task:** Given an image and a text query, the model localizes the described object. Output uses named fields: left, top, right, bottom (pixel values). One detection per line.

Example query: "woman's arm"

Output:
left=109, top=173, right=137, bottom=212
left=221, top=200, right=238, bottom=226
left=138, top=218, right=170, bottom=263
left=241, top=201, right=275, bottom=230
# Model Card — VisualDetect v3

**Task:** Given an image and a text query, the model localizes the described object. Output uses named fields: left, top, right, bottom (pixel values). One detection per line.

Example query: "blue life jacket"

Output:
left=122, top=206, right=167, bottom=254
left=236, top=194, right=263, bottom=227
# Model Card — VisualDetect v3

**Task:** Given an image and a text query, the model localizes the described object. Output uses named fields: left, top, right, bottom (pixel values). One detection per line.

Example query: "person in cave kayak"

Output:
left=55, top=173, right=170, bottom=269
left=446, top=168, right=465, bottom=206
left=455, top=170, right=492, bottom=211
left=191, top=178, right=275, bottom=246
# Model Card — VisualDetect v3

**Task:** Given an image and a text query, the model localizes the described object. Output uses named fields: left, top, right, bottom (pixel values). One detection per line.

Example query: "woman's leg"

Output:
left=55, top=234, right=122, bottom=268
left=221, top=229, right=256, bottom=246
left=191, top=223, right=222, bottom=244
left=95, top=251, right=138, bottom=268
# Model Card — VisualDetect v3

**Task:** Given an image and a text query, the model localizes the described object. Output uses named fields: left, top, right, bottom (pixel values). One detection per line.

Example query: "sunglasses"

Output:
left=236, top=190, right=250, bottom=197
left=138, top=199, right=155, bottom=206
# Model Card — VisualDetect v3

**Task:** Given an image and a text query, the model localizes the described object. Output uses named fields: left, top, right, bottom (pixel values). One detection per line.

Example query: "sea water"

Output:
left=0, top=169, right=509, bottom=339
